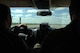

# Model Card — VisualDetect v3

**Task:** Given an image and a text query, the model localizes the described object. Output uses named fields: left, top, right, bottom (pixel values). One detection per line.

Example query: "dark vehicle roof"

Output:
left=0, top=0, right=71, bottom=7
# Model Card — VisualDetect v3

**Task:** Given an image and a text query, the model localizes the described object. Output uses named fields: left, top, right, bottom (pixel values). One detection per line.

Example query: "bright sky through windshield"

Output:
left=10, top=7, right=71, bottom=25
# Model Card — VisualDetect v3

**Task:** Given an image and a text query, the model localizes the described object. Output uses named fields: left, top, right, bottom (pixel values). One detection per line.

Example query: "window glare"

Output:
left=10, top=7, right=71, bottom=29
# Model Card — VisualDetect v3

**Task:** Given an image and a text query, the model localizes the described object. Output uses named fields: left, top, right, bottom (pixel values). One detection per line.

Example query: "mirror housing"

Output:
left=37, top=11, right=52, bottom=16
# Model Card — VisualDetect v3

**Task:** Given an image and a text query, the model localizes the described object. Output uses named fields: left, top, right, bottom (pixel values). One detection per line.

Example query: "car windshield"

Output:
left=10, top=7, right=71, bottom=29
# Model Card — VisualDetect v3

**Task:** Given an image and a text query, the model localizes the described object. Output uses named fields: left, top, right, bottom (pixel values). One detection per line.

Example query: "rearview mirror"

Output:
left=37, top=11, right=52, bottom=16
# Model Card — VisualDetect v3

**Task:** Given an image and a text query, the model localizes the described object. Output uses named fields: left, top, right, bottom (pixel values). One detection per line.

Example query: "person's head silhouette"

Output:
left=69, top=0, right=80, bottom=21
left=0, top=3, right=11, bottom=30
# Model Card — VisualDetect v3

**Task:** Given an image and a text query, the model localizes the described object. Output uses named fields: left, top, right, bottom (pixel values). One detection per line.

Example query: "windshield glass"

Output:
left=10, top=7, right=71, bottom=29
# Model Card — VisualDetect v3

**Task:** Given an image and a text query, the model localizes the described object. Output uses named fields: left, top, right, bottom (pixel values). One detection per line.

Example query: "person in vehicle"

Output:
left=18, top=24, right=35, bottom=48
left=39, top=0, right=80, bottom=53
left=0, top=3, right=31, bottom=53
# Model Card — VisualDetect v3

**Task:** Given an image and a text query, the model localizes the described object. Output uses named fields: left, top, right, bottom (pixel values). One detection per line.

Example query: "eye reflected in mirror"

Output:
left=37, top=11, right=52, bottom=16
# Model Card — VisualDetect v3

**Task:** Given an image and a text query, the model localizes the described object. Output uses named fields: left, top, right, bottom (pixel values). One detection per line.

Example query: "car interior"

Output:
left=0, top=0, right=71, bottom=51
